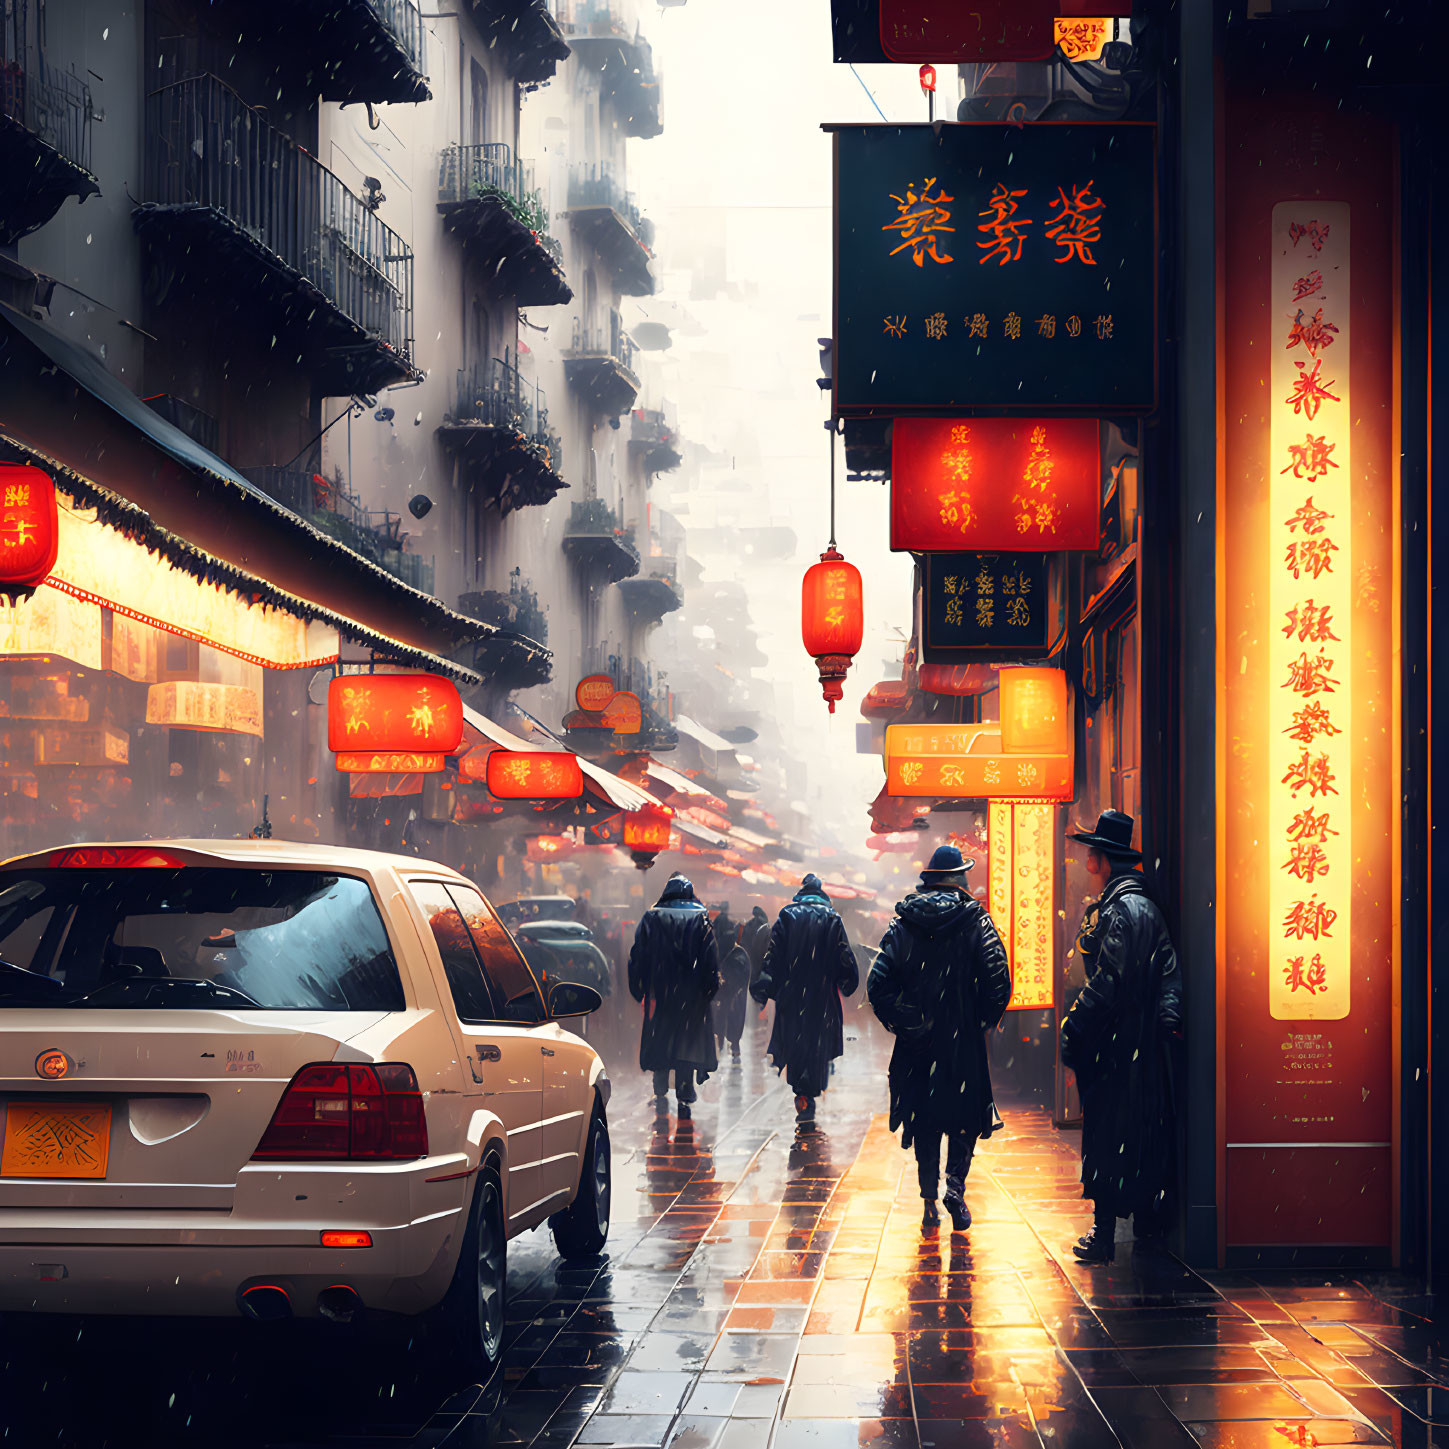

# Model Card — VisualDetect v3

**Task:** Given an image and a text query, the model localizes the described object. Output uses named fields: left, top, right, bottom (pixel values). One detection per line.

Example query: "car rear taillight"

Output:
left=252, top=1063, right=428, bottom=1161
left=48, top=847, right=187, bottom=869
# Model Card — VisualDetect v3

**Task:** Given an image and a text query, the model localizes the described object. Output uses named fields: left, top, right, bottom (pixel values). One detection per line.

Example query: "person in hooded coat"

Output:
left=750, top=873, right=858, bottom=1126
left=1060, top=811, right=1182, bottom=1263
left=628, top=874, right=720, bottom=1120
left=709, top=904, right=752, bottom=1063
left=868, top=845, right=1012, bottom=1232
left=744, top=905, right=771, bottom=981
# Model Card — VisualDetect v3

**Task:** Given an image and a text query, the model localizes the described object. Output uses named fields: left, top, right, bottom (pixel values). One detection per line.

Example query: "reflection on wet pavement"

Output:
left=1, top=1013, right=1443, bottom=1447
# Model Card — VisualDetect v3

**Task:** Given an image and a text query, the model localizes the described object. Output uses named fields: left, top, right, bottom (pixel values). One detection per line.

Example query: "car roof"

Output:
left=516, top=920, right=591, bottom=936
left=0, top=838, right=469, bottom=882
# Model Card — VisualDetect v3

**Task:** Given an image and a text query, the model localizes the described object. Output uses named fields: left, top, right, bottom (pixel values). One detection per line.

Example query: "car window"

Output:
left=411, top=881, right=497, bottom=1023
left=0, top=869, right=402, bottom=1011
left=445, top=883, right=546, bottom=1025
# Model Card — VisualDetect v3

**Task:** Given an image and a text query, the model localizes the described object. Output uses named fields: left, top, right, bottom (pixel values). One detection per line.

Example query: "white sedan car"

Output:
left=0, top=839, right=612, bottom=1370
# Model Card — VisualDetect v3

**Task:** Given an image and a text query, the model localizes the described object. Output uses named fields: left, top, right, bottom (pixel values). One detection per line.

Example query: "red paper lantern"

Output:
left=861, top=679, right=911, bottom=719
left=484, top=751, right=584, bottom=800
left=0, top=464, right=59, bottom=592
left=327, top=674, right=464, bottom=761
left=918, top=63, right=936, bottom=93
left=801, top=547, right=863, bottom=713
left=917, top=662, right=995, bottom=696
left=623, top=805, right=673, bottom=853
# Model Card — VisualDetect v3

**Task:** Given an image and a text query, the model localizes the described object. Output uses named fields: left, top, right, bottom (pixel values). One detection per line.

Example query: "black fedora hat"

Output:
left=1070, top=809, right=1142, bottom=862
left=921, top=844, right=973, bottom=877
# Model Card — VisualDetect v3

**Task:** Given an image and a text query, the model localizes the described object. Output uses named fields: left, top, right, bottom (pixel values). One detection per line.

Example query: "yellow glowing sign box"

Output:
left=989, top=799, right=1056, bottom=1011
left=884, top=722, right=1072, bottom=800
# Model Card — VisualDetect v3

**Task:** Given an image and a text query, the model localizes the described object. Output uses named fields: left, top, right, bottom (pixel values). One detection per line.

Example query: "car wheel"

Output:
left=549, top=1107, right=611, bottom=1260
left=429, top=1159, right=506, bottom=1371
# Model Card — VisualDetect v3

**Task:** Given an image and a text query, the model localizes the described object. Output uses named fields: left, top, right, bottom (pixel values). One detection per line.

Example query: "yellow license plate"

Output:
left=1, top=1102, right=111, bottom=1179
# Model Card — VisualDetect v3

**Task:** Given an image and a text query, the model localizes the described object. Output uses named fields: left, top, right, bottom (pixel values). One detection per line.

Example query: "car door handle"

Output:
left=540, top=1047, right=556, bottom=1058
left=475, top=1044, right=501, bottom=1063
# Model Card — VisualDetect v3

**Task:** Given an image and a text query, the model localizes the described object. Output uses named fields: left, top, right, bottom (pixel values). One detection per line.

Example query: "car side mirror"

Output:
left=547, top=980, right=602, bottom=1019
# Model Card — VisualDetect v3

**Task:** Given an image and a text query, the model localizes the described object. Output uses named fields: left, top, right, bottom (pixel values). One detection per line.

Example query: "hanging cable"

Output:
left=828, top=420, right=837, bottom=549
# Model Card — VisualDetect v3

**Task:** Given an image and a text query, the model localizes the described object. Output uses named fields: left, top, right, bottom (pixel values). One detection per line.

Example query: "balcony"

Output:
left=240, top=466, right=434, bottom=595
left=457, top=578, right=552, bottom=687
left=563, top=311, right=641, bottom=417
left=0, top=54, right=99, bottom=245
left=438, top=144, right=570, bottom=307
left=436, top=357, right=567, bottom=516
left=134, top=75, right=417, bottom=398
left=467, top=0, right=570, bottom=84
left=210, top=0, right=429, bottom=104
left=617, top=551, right=683, bottom=624
left=562, top=1, right=662, bottom=139
left=629, top=407, right=682, bottom=474
left=565, top=165, right=655, bottom=295
left=561, top=498, right=640, bottom=584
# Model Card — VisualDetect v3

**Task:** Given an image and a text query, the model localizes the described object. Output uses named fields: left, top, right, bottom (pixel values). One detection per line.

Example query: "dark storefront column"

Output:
left=1174, top=0, right=1221, bottom=1269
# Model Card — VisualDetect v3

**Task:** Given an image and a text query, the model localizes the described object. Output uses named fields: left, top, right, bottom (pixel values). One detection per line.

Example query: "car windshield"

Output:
left=0, top=868, right=403, bottom=1012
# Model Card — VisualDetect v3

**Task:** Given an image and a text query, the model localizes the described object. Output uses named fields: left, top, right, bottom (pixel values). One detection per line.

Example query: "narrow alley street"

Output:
left=1, top=1007, right=1441, bottom=1449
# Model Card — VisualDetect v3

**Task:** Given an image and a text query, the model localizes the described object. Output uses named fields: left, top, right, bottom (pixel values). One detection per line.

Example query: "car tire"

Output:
left=550, top=1106, right=611, bottom=1260
left=428, top=1158, right=506, bottom=1372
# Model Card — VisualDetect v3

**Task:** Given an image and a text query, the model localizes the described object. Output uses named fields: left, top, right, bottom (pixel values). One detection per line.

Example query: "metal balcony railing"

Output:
left=567, top=497, right=629, bottom=537
left=452, top=356, right=561, bottom=468
left=240, top=466, right=434, bottom=595
left=437, top=141, right=561, bottom=263
left=567, top=164, right=649, bottom=242
left=365, top=0, right=427, bottom=73
left=568, top=309, right=638, bottom=375
left=458, top=577, right=549, bottom=644
left=144, top=75, right=414, bottom=364
left=0, top=56, right=93, bottom=175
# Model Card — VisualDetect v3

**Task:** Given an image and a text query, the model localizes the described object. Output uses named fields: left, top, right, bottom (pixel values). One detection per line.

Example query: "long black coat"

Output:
left=868, top=887, right=1012, bottom=1149
left=1060, top=872, right=1182, bottom=1218
left=751, top=888, right=858, bottom=1096
left=627, top=882, right=720, bottom=1078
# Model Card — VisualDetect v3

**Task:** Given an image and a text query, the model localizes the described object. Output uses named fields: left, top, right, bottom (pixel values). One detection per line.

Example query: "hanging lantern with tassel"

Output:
left=801, top=423, right=863, bottom=712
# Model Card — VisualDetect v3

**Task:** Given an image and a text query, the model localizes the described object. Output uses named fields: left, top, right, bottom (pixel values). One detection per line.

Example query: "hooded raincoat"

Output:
left=868, top=887, right=1012, bottom=1149
left=1059, top=872, right=1181, bottom=1218
left=628, top=877, right=720, bottom=1080
left=750, top=877, right=858, bottom=1097
left=711, top=911, right=752, bottom=1048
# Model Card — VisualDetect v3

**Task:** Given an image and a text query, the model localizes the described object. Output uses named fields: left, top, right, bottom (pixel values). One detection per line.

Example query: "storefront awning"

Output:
left=646, top=759, right=709, bottom=797
left=673, top=714, right=736, bottom=754
left=0, top=443, right=482, bottom=684
left=0, top=303, right=496, bottom=668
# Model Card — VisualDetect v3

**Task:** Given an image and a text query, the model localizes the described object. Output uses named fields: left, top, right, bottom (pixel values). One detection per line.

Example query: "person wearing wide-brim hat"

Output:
left=867, top=844, right=1012, bottom=1233
left=1060, top=811, right=1182, bottom=1263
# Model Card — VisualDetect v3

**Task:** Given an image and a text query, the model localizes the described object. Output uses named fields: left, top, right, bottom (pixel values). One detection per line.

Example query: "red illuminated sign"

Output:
left=623, top=806, right=673, bottom=852
left=336, top=751, right=446, bottom=774
left=327, top=674, right=464, bottom=758
left=891, top=418, right=1100, bottom=552
left=602, top=692, right=643, bottom=734
left=881, top=0, right=1056, bottom=62
left=0, top=464, right=59, bottom=590
left=484, top=751, right=584, bottom=800
left=575, top=675, right=616, bottom=712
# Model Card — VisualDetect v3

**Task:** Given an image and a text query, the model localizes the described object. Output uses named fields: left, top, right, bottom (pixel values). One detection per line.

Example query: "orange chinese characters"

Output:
left=1044, top=180, right=1106, bottom=265
left=1283, top=954, right=1329, bottom=993
left=1013, top=425, right=1060, bottom=535
left=1283, top=896, right=1337, bottom=941
left=976, top=182, right=1032, bottom=266
left=1284, top=842, right=1331, bottom=883
left=1283, top=601, right=1339, bottom=644
left=1283, top=651, right=1339, bottom=698
left=1281, top=434, right=1338, bottom=483
left=1285, top=702, right=1341, bottom=744
left=884, top=177, right=956, bottom=266
left=1286, top=804, right=1338, bottom=844
left=1288, top=219, right=1330, bottom=252
left=1282, top=751, right=1338, bottom=799
left=1292, top=269, right=1323, bottom=301
left=1286, top=358, right=1341, bottom=421
left=1286, top=307, right=1339, bottom=357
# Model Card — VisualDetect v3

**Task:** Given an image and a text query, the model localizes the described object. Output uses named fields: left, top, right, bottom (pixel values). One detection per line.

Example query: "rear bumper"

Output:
left=0, top=1157, right=472, bottom=1318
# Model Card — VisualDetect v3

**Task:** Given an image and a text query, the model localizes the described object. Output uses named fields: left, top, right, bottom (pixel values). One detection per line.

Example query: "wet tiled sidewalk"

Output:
left=434, top=1017, right=1449, bottom=1449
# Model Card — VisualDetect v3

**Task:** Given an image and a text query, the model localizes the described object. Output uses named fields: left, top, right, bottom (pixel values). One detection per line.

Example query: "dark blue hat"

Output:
left=921, top=844, right=972, bottom=878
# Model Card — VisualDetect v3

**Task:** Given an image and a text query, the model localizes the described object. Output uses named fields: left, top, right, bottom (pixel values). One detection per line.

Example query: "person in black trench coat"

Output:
left=628, top=874, right=720, bottom=1121
left=868, top=845, right=1012, bottom=1232
left=1060, top=810, right=1183, bottom=1263
left=751, top=873, right=858, bottom=1127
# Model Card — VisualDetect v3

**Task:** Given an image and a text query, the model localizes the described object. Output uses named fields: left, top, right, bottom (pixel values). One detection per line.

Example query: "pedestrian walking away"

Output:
left=710, top=902, right=752, bottom=1062
left=628, top=874, right=721, bottom=1121
left=744, top=904, right=771, bottom=981
left=868, top=845, right=1012, bottom=1232
left=1060, top=810, right=1183, bottom=1263
left=751, top=873, right=858, bottom=1127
